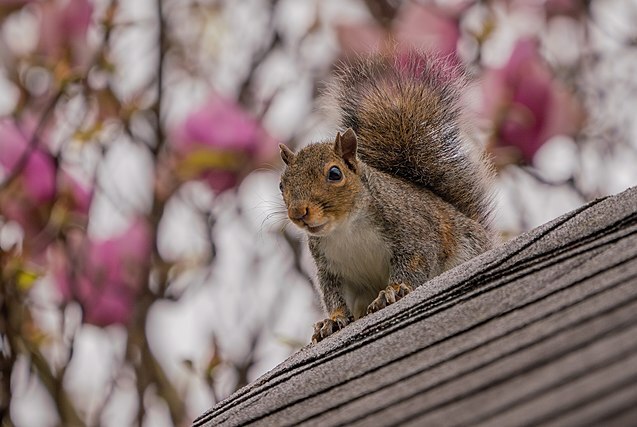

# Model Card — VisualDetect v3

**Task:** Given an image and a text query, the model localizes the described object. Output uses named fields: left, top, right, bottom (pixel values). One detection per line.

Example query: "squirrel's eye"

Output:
left=327, top=166, right=343, bottom=182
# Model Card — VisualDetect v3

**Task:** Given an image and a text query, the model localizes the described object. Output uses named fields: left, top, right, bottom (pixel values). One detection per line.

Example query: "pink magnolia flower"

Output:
left=53, top=219, right=152, bottom=327
left=170, top=97, right=277, bottom=193
left=0, top=118, right=92, bottom=241
left=395, top=3, right=461, bottom=58
left=335, top=22, right=386, bottom=56
left=36, top=0, right=94, bottom=68
left=336, top=2, right=463, bottom=59
left=480, top=39, right=583, bottom=164
left=0, top=119, right=56, bottom=203
left=0, top=119, right=56, bottom=238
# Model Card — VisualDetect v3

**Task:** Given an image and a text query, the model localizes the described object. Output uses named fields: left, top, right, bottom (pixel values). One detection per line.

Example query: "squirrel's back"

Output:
left=323, top=50, right=494, bottom=228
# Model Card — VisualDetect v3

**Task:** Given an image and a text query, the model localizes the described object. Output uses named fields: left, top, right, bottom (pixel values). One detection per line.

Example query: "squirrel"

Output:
left=278, top=50, right=496, bottom=343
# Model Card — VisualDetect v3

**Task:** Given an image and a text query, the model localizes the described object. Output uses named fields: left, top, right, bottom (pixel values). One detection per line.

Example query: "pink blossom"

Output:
left=336, top=2, right=462, bottom=59
left=0, top=119, right=56, bottom=203
left=0, top=119, right=56, bottom=239
left=335, top=23, right=384, bottom=56
left=394, top=3, right=461, bottom=58
left=480, top=39, right=583, bottom=164
left=53, top=219, right=152, bottom=327
left=0, top=118, right=92, bottom=241
left=170, top=97, right=276, bottom=193
left=36, top=0, right=94, bottom=67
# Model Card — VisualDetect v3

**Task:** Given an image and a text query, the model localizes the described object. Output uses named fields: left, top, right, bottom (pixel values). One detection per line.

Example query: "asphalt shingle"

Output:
left=194, top=185, right=637, bottom=427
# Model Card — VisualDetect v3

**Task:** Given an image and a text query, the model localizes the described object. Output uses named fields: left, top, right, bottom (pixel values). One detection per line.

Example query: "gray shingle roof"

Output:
left=194, top=186, right=637, bottom=427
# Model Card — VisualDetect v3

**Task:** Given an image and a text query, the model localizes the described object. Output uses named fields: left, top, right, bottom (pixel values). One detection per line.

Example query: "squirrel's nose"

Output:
left=288, top=206, right=309, bottom=221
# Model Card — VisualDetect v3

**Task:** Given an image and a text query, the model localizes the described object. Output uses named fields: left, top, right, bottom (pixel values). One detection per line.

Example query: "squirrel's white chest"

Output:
left=318, top=218, right=391, bottom=316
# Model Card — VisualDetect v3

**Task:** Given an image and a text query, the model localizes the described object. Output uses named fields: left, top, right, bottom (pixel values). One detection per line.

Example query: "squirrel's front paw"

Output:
left=367, top=282, right=413, bottom=315
left=312, top=312, right=352, bottom=344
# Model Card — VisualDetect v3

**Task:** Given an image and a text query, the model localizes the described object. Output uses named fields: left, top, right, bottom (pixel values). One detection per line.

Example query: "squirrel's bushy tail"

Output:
left=323, top=50, right=494, bottom=227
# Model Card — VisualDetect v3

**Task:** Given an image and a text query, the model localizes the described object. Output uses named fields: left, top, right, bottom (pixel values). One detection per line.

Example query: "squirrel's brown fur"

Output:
left=279, top=51, right=495, bottom=344
left=323, top=51, right=494, bottom=227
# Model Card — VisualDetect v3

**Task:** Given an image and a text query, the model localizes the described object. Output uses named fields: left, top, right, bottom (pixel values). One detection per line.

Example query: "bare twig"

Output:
left=126, top=1, right=186, bottom=425
left=237, top=0, right=281, bottom=107
left=520, top=166, right=594, bottom=202
left=363, top=0, right=400, bottom=29
left=1, top=275, right=84, bottom=427
left=0, top=272, right=17, bottom=427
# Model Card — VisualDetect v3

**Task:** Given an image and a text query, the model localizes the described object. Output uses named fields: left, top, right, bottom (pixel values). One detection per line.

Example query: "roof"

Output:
left=194, top=185, right=637, bottom=427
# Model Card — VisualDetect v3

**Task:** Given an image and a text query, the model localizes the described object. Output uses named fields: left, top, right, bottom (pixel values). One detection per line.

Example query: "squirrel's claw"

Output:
left=312, top=315, right=351, bottom=344
left=367, top=282, right=413, bottom=315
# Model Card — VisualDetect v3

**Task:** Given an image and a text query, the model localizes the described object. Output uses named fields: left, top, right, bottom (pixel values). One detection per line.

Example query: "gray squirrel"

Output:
left=279, top=51, right=495, bottom=343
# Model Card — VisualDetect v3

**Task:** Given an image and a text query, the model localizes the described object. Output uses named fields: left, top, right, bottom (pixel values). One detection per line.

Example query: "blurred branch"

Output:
left=363, top=0, right=400, bottom=29
left=22, top=340, right=84, bottom=426
left=125, top=1, right=185, bottom=425
left=520, top=166, right=592, bottom=201
left=128, top=294, right=185, bottom=426
left=231, top=332, right=260, bottom=392
left=0, top=277, right=16, bottom=427
left=282, top=229, right=314, bottom=289
left=0, top=276, right=84, bottom=427
left=149, top=0, right=171, bottom=298
left=151, top=0, right=167, bottom=158
left=237, top=0, right=281, bottom=107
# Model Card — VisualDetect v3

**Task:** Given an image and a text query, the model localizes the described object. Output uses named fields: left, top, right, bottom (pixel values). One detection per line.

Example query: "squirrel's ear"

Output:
left=335, top=128, right=358, bottom=170
left=279, top=144, right=295, bottom=165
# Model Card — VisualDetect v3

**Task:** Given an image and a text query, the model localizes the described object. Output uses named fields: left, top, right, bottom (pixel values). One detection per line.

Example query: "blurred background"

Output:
left=1, top=0, right=636, bottom=425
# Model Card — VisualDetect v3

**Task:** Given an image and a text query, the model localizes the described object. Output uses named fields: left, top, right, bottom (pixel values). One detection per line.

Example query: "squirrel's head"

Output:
left=279, top=128, right=362, bottom=236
